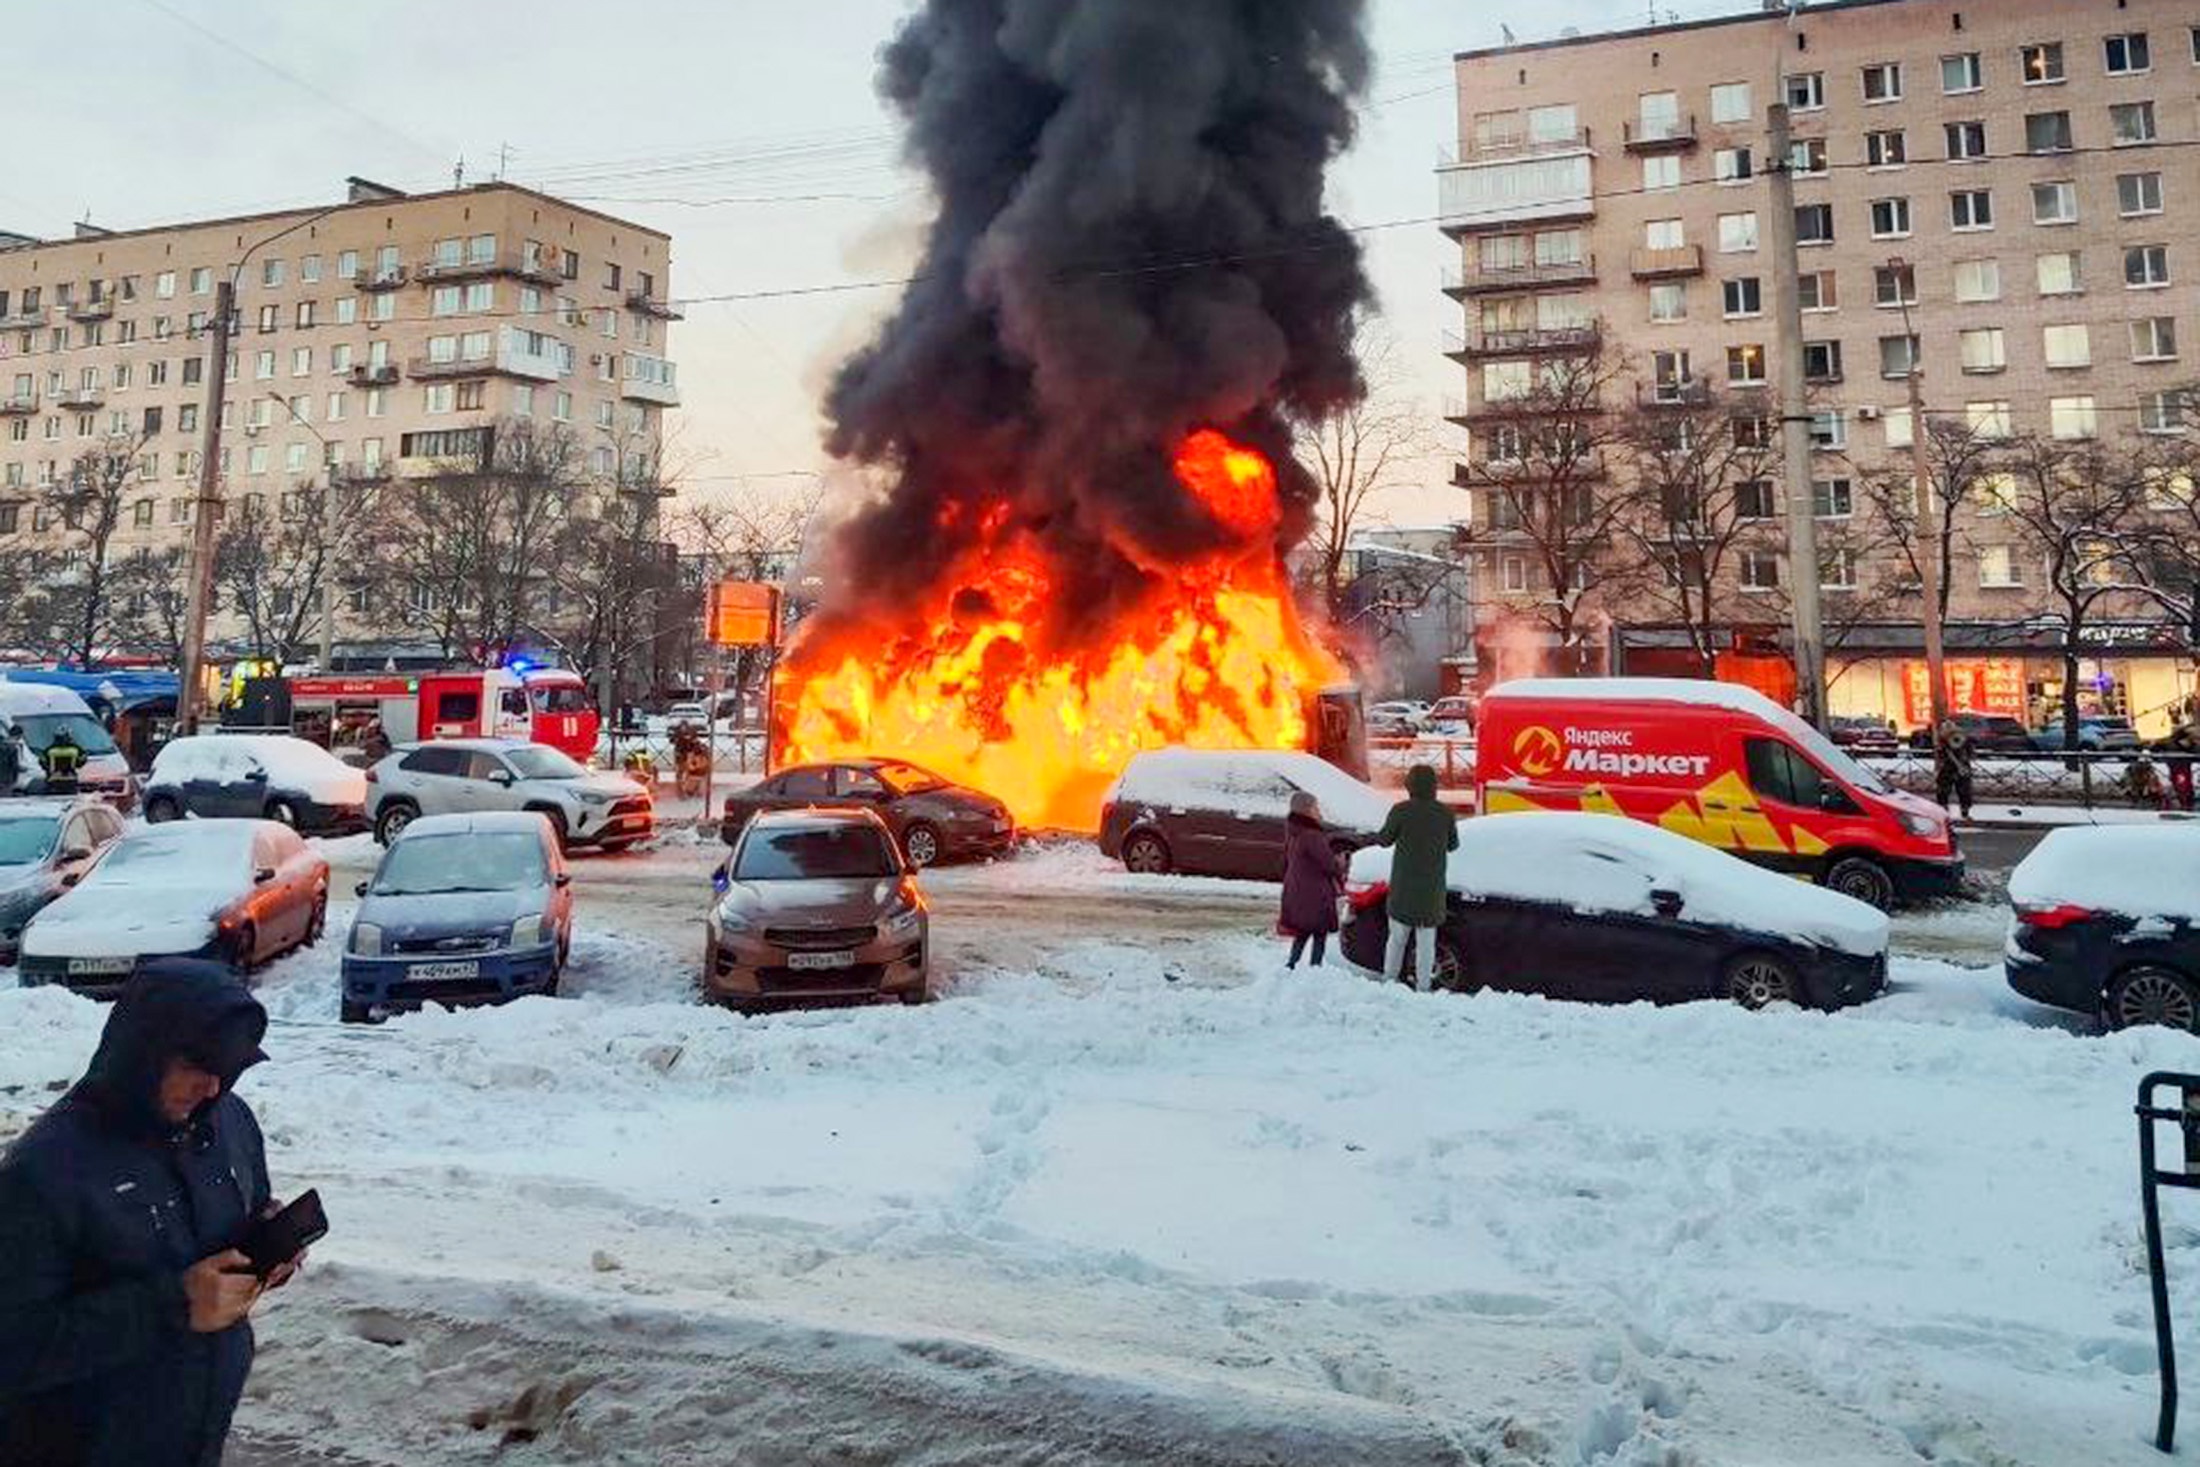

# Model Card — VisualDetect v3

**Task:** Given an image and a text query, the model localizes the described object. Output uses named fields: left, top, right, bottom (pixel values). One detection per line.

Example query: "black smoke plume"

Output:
left=809, top=0, right=1374, bottom=647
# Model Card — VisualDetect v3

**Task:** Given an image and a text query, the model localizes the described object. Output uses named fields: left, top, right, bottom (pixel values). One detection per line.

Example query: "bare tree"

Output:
left=1297, top=327, right=1429, bottom=627
left=2116, top=425, right=2200, bottom=647
left=39, top=434, right=151, bottom=665
left=1856, top=416, right=2003, bottom=628
left=663, top=489, right=817, bottom=703
left=108, top=547, right=190, bottom=665
left=215, top=477, right=390, bottom=666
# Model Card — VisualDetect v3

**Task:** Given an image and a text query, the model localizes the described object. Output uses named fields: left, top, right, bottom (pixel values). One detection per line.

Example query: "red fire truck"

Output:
left=271, top=667, right=600, bottom=763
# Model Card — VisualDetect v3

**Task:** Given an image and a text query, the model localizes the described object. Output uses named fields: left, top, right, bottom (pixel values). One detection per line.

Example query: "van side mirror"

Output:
left=1819, top=787, right=1859, bottom=815
left=254, top=866, right=276, bottom=885
left=354, top=880, right=370, bottom=897
left=554, top=872, right=571, bottom=889
left=1651, top=889, right=1686, bottom=919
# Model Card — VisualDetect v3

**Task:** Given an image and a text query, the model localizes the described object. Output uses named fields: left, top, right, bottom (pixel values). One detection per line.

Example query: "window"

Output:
left=1736, top=480, right=1776, bottom=519
left=253, top=350, right=275, bottom=381
left=1979, top=545, right=2023, bottom=588
left=1797, top=270, right=1837, bottom=312
left=1878, top=334, right=1920, bottom=378
left=2120, top=172, right=2165, bottom=218
left=2031, top=181, right=2077, bottom=224
left=1785, top=72, right=1825, bottom=111
left=1789, top=137, right=1829, bottom=176
left=1960, top=329, right=2006, bottom=373
left=1821, top=549, right=1859, bottom=590
left=1869, top=198, right=1911, bottom=238
left=2127, top=245, right=2171, bottom=288
left=463, top=282, right=493, bottom=312
left=260, top=258, right=284, bottom=288
left=190, top=266, right=211, bottom=295
left=1641, top=155, right=1681, bottom=192
left=2112, top=101, right=2159, bottom=146
left=290, top=347, right=311, bottom=377
left=425, top=383, right=455, bottom=415
left=1714, top=147, right=1753, bottom=184
left=1644, top=218, right=1684, bottom=250
left=2042, top=323, right=2091, bottom=369
left=1883, top=405, right=1915, bottom=447
left=255, top=304, right=278, bottom=333
left=2133, top=317, right=2179, bottom=361
left=2022, top=42, right=2064, bottom=84
left=1866, top=129, right=1908, bottom=168
left=2105, top=32, right=2151, bottom=76
left=2037, top=251, right=2081, bottom=296
left=1501, top=557, right=1529, bottom=593
left=284, top=442, right=308, bottom=474
left=1943, top=121, right=1987, bottom=160
left=455, top=382, right=485, bottom=412
left=1739, top=551, right=1782, bottom=590
left=1711, top=81, right=1753, bottom=124
left=335, top=297, right=357, bottom=326
left=246, top=444, right=269, bottom=476
left=1803, top=340, right=1843, bottom=382
left=1941, top=52, right=1983, bottom=93
left=1717, top=212, right=1759, bottom=253
left=1722, top=277, right=1763, bottom=317
left=295, top=300, right=316, bottom=329
left=1795, top=203, right=1834, bottom=245
left=431, top=286, right=461, bottom=316
left=2024, top=111, right=2073, bottom=154
left=1873, top=264, right=1917, bottom=307
left=2050, top=396, right=2098, bottom=440
left=1862, top=63, right=1903, bottom=102
left=2141, top=391, right=2188, bottom=434
left=1953, top=258, right=2001, bottom=302
left=1967, top=401, right=2014, bottom=439
left=1648, top=283, right=1687, bottom=323
left=300, top=254, right=321, bottom=284
left=1727, top=343, right=1768, bottom=384
left=1950, top=190, right=1993, bottom=230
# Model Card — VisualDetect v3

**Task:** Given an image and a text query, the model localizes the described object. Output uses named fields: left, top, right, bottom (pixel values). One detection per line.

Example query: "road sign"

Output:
left=707, top=582, right=781, bottom=648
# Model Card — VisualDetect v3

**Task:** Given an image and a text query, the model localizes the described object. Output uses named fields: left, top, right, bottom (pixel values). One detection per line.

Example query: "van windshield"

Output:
left=1768, top=706, right=1890, bottom=796
left=15, top=714, right=117, bottom=758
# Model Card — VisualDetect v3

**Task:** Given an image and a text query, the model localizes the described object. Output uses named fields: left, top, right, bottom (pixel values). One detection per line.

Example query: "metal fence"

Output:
left=1862, top=748, right=2200, bottom=811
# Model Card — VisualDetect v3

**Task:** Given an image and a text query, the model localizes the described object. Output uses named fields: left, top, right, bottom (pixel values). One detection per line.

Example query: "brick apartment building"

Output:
left=1443, top=0, right=2200, bottom=736
left=0, top=178, right=678, bottom=666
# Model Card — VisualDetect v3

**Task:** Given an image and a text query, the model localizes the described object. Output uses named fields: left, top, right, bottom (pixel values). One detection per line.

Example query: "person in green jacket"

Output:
left=1375, top=764, right=1459, bottom=992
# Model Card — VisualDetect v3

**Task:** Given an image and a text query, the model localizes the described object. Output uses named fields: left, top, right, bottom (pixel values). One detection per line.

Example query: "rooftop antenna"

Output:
left=453, top=155, right=466, bottom=188
left=1500, top=22, right=1517, bottom=43
left=495, top=142, right=514, bottom=181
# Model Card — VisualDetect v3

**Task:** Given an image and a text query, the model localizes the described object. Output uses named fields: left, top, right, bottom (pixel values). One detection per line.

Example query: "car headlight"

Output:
left=884, top=905, right=923, bottom=941
left=351, top=922, right=383, bottom=956
left=1897, top=810, right=1941, bottom=839
left=574, top=790, right=613, bottom=806
left=509, top=913, right=548, bottom=947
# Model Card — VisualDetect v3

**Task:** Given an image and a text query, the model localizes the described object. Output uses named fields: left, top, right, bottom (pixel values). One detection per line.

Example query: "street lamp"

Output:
left=1890, top=256, right=1950, bottom=733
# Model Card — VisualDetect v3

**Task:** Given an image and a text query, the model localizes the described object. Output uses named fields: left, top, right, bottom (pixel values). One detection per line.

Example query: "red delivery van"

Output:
left=1476, top=678, right=1961, bottom=910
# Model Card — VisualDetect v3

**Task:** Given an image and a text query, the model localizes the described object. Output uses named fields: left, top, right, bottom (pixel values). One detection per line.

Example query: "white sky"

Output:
left=7, top=0, right=1675, bottom=530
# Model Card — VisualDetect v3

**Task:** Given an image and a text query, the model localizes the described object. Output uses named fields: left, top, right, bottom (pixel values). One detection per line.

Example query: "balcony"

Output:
left=620, top=355, right=679, bottom=407
left=0, top=306, right=47, bottom=330
left=495, top=332, right=566, bottom=382
left=1438, top=152, right=1594, bottom=237
left=1466, top=453, right=1609, bottom=484
left=1444, top=325, right=1599, bottom=362
left=352, top=267, right=409, bottom=293
left=1442, top=129, right=1593, bottom=165
left=1444, top=255, right=1597, bottom=298
left=626, top=290, right=683, bottom=321
left=1636, top=379, right=1715, bottom=410
left=406, top=356, right=482, bottom=381
left=1629, top=245, right=1705, bottom=281
left=65, top=296, right=114, bottom=323
left=1623, top=116, right=1699, bottom=152
left=415, top=252, right=565, bottom=287
left=0, top=392, right=35, bottom=416
left=55, top=384, right=105, bottom=410
left=347, top=363, right=401, bottom=387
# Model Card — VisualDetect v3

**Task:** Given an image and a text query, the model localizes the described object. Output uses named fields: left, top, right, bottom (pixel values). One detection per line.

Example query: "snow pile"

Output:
left=1350, top=811, right=1889, bottom=957
left=2010, top=825, right=2200, bottom=920
left=1105, top=749, right=1393, bottom=832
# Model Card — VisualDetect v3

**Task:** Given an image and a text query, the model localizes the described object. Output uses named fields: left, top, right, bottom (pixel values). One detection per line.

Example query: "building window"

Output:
left=1878, top=335, right=1919, bottom=378
left=256, top=304, right=278, bottom=333
left=260, top=258, right=284, bottom=288
left=2105, top=32, right=2152, bottom=76
left=1953, top=258, right=2001, bottom=302
left=1735, top=480, right=1776, bottom=520
left=1644, top=218, right=1685, bottom=250
left=1789, top=137, right=1829, bottom=177
left=1967, top=402, right=2014, bottom=440
left=1794, top=203, right=1834, bottom=246
left=1943, top=121, right=1987, bottom=160
left=1641, top=155, right=1681, bottom=192
left=1866, top=129, right=1908, bottom=168
left=455, top=381, right=486, bottom=411
left=1950, top=190, right=1993, bottom=230
left=1648, top=283, right=1687, bottom=323
left=1739, top=550, right=1782, bottom=590
left=2025, top=111, right=2073, bottom=154
left=1941, top=52, right=1983, bottom=93
left=284, top=442, right=308, bottom=474
left=1869, top=198, right=1911, bottom=239
left=2127, top=245, right=2171, bottom=288
left=1821, top=549, right=1858, bottom=590
left=1802, top=340, right=1843, bottom=382
left=1809, top=411, right=1846, bottom=451
left=2120, top=173, right=2165, bottom=217
left=1873, top=264, right=1917, bottom=307
left=246, top=445, right=268, bottom=476
left=1861, top=62, right=1903, bottom=102
left=2133, top=318, right=2179, bottom=362
left=1727, top=343, right=1767, bottom=385
left=2022, top=42, right=2064, bottom=84
left=1797, top=270, right=1837, bottom=312
left=2031, top=180, right=2078, bottom=225
left=1722, top=277, right=1763, bottom=317
left=2037, top=251, right=2081, bottom=296
left=1883, top=405, right=1915, bottom=448
left=1711, top=81, right=1753, bottom=123
left=1785, top=72, right=1824, bottom=111
left=2042, top=323, right=2091, bottom=369
left=1500, top=557, right=1528, bottom=593
left=2050, top=396, right=2098, bottom=440
left=1717, top=212, right=1759, bottom=253
left=290, top=347, right=312, bottom=377
left=1959, top=328, right=2007, bottom=373
left=1650, top=349, right=1691, bottom=399
left=1714, top=148, right=1753, bottom=184
left=2112, top=101, right=2159, bottom=146
left=1978, top=545, right=2023, bottom=588
left=425, top=384, right=455, bottom=415
left=2141, top=391, right=2188, bottom=434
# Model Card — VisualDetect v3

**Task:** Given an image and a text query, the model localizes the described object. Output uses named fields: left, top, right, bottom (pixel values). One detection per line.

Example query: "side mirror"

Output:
left=59, top=845, right=91, bottom=863
left=242, top=767, right=268, bottom=783
left=554, top=872, right=571, bottom=889
left=1651, top=889, right=1686, bottom=919
left=1819, top=788, right=1858, bottom=815
left=254, top=866, right=276, bottom=885
left=489, top=770, right=515, bottom=787
left=354, top=880, right=369, bottom=897
left=60, top=872, right=80, bottom=888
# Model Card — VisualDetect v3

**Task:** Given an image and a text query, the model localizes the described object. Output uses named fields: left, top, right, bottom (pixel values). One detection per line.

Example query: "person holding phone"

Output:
left=0, top=960, right=309, bottom=1467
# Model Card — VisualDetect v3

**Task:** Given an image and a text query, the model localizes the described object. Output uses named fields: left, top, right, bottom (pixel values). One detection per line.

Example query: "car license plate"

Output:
left=408, top=961, right=481, bottom=982
left=787, top=950, right=857, bottom=971
left=67, top=957, right=133, bottom=976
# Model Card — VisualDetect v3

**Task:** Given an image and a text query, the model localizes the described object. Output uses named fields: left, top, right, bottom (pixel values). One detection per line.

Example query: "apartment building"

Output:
left=1443, top=0, right=2198, bottom=734
left=0, top=177, right=678, bottom=658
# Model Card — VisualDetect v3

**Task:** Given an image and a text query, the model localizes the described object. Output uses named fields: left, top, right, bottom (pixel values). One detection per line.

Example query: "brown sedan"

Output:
left=703, top=807, right=932, bottom=1012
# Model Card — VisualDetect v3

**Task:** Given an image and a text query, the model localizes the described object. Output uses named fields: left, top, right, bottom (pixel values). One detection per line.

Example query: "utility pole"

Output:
left=176, top=280, right=234, bottom=733
left=1767, top=102, right=1827, bottom=729
left=1892, top=261, right=1948, bottom=731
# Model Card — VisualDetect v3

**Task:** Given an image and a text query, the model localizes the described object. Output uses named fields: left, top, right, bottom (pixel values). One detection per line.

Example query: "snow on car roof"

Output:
left=155, top=733, right=367, bottom=803
left=1349, top=811, right=1889, bottom=958
left=2009, top=826, right=2200, bottom=923
left=400, top=811, right=556, bottom=840
left=1112, top=748, right=1394, bottom=832
left=102, top=819, right=261, bottom=870
left=0, top=682, right=96, bottom=715
left=1487, top=677, right=1790, bottom=719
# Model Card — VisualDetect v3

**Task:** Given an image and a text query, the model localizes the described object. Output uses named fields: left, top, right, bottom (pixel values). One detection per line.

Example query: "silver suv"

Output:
left=367, top=739, right=654, bottom=851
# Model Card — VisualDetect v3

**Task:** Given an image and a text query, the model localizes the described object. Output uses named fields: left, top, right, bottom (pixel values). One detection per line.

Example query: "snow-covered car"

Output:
left=1097, top=749, right=1392, bottom=879
left=0, top=797, right=127, bottom=963
left=1368, top=701, right=1430, bottom=736
left=2006, top=825, right=2200, bottom=1032
left=367, top=738, right=653, bottom=851
left=0, top=681, right=137, bottom=808
left=342, top=811, right=573, bottom=1023
left=1341, top=811, right=1890, bottom=1009
left=721, top=759, right=1012, bottom=868
left=18, top=819, right=329, bottom=994
left=144, top=733, right=369, bottom=834
left=705, top=807, right=931, bottom=1012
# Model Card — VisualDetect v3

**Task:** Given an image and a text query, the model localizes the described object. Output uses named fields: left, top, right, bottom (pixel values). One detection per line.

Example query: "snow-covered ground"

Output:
left=3, top=835, right=2195, bottom=1465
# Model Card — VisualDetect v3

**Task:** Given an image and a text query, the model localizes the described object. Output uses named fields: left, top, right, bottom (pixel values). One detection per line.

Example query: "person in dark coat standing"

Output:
left=1375, top=764, right=1459, bottom=992
left=0, top=961, right=303, bottom=1467
left=1933, top=718, right=1975, bottom=820
left=1278, top=791, right=1344, bottom=969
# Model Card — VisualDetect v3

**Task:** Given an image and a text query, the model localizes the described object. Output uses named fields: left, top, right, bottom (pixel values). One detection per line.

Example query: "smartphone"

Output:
left=242, top=1189, right=329, bottom=1276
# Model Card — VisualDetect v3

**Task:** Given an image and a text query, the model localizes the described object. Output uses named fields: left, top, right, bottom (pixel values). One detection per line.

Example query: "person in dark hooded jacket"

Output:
left=1374, top=764, right=1459, bottom=993
left=1278, top=791, right=1344, bottom=969
left=0, top=960, right=300, bottom=1467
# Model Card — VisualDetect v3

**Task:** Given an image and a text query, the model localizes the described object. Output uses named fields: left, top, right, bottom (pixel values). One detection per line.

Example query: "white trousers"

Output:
left=1383, top=921, right=1437, bottom=993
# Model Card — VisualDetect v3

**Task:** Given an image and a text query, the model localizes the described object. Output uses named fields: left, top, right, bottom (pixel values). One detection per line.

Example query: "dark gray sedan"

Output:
left=721, top=760, right=1013, bottom=868
left=0, top=797, right=127, bottom=963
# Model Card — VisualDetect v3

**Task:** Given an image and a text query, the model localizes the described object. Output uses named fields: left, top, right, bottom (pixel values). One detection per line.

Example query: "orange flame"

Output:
left=777, top=432, right=1339, bottom=831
